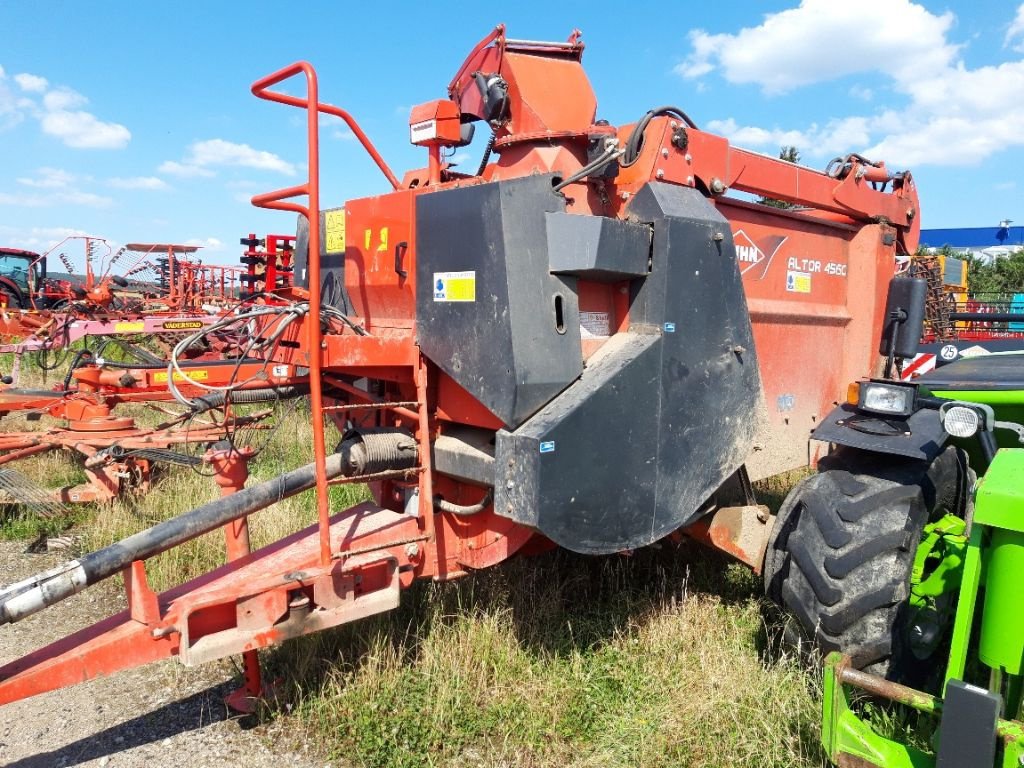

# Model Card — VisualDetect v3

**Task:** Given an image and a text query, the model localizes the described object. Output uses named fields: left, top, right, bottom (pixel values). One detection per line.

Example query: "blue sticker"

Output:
left=435, top=278, right=444, bottom=290
left=664, top=322, right=676, bottom=333
left=539, top=441, right=556, bottom=454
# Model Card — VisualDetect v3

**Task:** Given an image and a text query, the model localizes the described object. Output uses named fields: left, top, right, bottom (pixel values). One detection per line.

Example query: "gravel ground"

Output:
left=0, top=541, right=328, bottom=768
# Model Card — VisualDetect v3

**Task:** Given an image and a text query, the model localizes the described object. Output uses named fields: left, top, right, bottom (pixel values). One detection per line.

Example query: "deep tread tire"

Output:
left=765, top=445, right=970, bottom=679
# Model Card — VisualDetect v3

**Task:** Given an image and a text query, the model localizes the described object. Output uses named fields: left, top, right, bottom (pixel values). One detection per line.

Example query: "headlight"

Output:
left=858, top=382, right=916, bottom=416
left=939, top=401, right=994, bottom=438
left=941, top=406, right=979, bottom=438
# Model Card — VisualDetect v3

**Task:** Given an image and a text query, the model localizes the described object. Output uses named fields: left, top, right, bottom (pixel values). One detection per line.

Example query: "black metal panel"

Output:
left=629, top=183, right=761, bottom=542
left=546, top=212, right=650, bottom=280
left=921, top=352, right=1024, bottom=390
left=495, top=183, right=762, bottom=554
left=416, top=175, right=583, bottom=428
left=935, top=679, right=999, bottom=768
left=810, top=403, right=949, bottom=461
left=496, top=334, right=661, bottom=551
left=293, top=209, right=353, bottom=313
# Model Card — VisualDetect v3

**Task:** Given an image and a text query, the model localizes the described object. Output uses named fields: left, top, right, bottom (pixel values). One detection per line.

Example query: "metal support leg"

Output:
left=206, top=445, right=263, bottom=713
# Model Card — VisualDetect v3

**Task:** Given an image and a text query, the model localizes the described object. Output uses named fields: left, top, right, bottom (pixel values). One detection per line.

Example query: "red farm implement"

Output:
left=0, top=25, right=919, bottom=715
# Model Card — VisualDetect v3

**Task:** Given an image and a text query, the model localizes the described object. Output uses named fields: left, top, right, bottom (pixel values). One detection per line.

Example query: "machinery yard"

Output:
left=2, top=4, right=1024, bottom=767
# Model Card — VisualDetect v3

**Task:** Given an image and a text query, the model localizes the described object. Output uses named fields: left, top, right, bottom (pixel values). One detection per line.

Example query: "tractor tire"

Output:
left=765, top=445, right=971, bottom=680
left=0, top=286, right=24, bottom=310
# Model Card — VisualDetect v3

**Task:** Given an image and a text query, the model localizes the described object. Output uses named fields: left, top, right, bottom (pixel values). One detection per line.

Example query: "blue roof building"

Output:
left=920, top=225, right=1024, bottom=261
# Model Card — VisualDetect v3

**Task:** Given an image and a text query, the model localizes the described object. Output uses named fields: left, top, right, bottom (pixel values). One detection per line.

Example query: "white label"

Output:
left=410, top=119, right=438, bottom=144
left=579, top=311, right=610, bottom=338
left=272, top=365, right=290, bottom=377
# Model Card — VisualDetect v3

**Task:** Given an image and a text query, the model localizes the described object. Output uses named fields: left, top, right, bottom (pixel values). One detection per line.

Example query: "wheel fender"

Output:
left=810, top=403, right=949, bottom=462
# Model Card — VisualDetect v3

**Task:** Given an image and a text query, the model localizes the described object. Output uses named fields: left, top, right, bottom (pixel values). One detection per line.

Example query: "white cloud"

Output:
left=0, top=189, right=111, bottom=208
left=158, top=160, right=215, bottom=178
left=161, top=139, right=295, bottom=178
left=679, top=1, right=1024, bottom=168
left=17, top=167, right=76, bottom=189
left=707, top=116, right=871, bottom=159
left=0, top=226, right=90, bottom=252
left=42, top=87, right=87, bottom=111
left=13, top=73, right=48, bottom=93
left=848, top=84, right=874, bottom=101
left=2, top=167, right=111, bottom=207
left=108, top=176, right=168, bottom=190
left=184, top=237, right=224, bottom=251
left=0, top=70, right=24, bottom=130
left=0, top=72, right=130, bottom=149
left=41, top=109, right=130, bottom=149
left=1007, top=4, right=1024, bottom=51
left=678, top=0, right=956, bottom=95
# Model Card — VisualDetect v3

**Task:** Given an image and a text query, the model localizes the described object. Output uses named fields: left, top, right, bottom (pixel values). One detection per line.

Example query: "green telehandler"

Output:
left=767, top=277, right=1024, bottom=767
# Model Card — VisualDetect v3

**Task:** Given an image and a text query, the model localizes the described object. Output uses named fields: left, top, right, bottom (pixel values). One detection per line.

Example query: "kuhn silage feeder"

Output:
left=0, top=25, right=919, bottom=715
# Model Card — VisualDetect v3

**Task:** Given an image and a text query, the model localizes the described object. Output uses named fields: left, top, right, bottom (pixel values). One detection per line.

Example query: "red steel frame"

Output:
left=0, top=26, right=923, bottom=713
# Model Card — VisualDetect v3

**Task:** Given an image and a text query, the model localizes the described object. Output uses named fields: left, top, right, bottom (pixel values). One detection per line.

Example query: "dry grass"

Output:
left=0, top=353, right=826, bottom=767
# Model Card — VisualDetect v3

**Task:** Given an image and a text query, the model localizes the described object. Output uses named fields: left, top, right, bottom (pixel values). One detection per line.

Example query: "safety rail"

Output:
left=249, top=61, right=403, bottom=567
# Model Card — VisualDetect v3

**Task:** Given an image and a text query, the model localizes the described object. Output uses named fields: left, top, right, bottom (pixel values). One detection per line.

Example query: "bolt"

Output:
left=656, top=169, right=665, bottom=179
left=661, top=148, right=669, bottom=158
left=709, top=177, right=726, bottom=195
left=685, top=154, right=692, bottom=164
left=405, top=543, right=419, bottom=559
left=669, top=121, right=677, bottom=129
left=713, top=232, right=724, bottom=242
left=907, top=208, right=916, bottom=219
left=686, top=176, right=694, bottom=185
left=620, top=191, right=631, bottom=200
left=757, top=510, right=769, bottom=523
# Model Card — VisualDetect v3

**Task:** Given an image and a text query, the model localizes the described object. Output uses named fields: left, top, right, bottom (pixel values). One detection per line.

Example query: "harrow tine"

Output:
left=0, top=469, right=72, bottom=519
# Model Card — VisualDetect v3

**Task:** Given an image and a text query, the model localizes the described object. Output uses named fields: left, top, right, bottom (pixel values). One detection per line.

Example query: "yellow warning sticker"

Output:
left=785, top=270, right=812, bottom=294
left=433, top=271, right=476, bottom=302
left=153, top=370, right=210, bottom=383
left=114, top=321, right=145, bottom=333
left=325, top=209, right=346, bottom=253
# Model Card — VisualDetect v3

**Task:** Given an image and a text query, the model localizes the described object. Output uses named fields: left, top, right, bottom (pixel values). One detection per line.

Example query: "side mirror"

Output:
left=37, top=256, right=47, bottom=281
left=879, top=276, right=926, bottom=377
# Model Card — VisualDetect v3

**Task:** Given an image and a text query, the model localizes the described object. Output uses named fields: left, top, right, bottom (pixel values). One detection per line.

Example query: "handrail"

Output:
left=249, top=62, right=333, bottom=565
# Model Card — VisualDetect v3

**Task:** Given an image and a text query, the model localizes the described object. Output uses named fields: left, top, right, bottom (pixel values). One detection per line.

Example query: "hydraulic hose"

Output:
left=434, top=489, right=493, bottom=516
left=0, top=451, right=347, bottom=624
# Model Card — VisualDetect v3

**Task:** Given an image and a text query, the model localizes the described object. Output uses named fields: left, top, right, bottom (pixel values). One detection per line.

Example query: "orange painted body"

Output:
left=0, top=26, right=922, bottom=710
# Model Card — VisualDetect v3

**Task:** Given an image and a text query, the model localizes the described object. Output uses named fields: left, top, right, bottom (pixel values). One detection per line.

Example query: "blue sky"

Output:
left=1, top=1, right=1022, bottom=267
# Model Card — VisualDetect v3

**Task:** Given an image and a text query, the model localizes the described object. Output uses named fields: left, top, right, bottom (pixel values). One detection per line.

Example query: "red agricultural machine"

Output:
left=0, top=26, right=920, bottom=717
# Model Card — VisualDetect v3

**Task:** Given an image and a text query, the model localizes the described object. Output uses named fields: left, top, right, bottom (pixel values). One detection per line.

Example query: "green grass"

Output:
left=0, top=357, right=829, bottom=767
left=271, top=546, right=824, bottom=768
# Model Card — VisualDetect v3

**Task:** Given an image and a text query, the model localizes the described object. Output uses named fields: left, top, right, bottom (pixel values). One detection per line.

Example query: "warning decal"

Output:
left=153, top=369, right=210, bottom=383
left=114, top=321, right=145, bottom=333
left=325, top=209, right=346, bottom=253
left=786, top=270, right=812, bottom=294
left=433, top=271, right=476, bottom=302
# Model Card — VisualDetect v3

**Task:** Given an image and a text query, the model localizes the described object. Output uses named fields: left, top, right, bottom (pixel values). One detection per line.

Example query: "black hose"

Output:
left=622, top=106, right=698, bottom=167
left=434, top=489, right=493, bottom=516
left=0, top=452, right=348, bottom=624
left=62, top=349, right=95, bottom=391
left=476, top=131, right=496, bottom=176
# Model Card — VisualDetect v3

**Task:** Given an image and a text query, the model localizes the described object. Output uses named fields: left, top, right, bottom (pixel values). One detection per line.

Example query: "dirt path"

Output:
left=0, top=542, right=328, bottom=768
